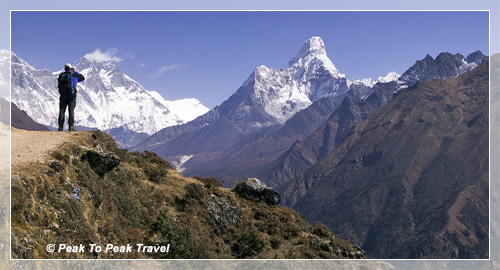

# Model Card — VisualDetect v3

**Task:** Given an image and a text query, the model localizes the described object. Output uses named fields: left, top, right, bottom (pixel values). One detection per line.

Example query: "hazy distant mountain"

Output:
left=182, top=94, right=346, bottom=181
left=3, top=49, right=209, bottom=146
left=0, top=98, right=9, bottom=125
left=286, top=61, right=489, bottom=259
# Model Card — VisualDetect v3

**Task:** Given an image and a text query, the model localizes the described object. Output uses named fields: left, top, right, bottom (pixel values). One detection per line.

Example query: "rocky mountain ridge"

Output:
left=398, top=50, right=486, bottom=87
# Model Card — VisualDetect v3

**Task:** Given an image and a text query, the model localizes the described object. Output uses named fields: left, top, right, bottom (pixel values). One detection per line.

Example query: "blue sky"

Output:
left=11, top=11, right=489, bottom=109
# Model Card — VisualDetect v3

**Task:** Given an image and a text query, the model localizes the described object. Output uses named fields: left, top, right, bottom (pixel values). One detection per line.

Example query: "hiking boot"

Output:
left=58, top=126, right=63, bottom=132
left=69, top=126, right=77, bottom=132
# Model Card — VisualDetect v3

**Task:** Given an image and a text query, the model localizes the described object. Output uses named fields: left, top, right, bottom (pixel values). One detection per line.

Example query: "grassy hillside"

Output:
left=11, top=130, right=365, bottom=259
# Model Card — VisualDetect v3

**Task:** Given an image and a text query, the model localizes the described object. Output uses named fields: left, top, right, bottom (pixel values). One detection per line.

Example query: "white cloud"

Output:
left=84, top=48, right=126, bottom=63
left=150, top=64, right=180, bottom=77
left=158, top=64, right=179, bottom=73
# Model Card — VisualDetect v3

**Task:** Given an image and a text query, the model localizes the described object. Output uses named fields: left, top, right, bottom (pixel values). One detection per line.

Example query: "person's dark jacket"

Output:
left=58, top=71, right=85, bottom=97
left=71, top=71, right=85, bottom=90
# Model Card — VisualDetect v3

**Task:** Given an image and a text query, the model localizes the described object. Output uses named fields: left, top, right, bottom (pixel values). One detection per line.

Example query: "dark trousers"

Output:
left=58, top=94, right=76, bottom=128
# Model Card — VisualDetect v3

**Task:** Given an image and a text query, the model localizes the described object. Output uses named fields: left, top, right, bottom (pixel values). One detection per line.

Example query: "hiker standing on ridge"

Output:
left=57, top=63, right=84, bottom=131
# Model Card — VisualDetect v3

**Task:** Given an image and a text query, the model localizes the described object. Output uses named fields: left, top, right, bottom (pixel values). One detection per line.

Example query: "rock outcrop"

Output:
left=207, top=195, right=242, bottom=229
left=233, top=178, right=281, bottom=206
left=81, top=150, right=120, bottom=176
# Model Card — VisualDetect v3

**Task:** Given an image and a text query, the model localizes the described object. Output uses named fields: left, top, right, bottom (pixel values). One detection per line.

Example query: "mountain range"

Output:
left=253, top=51, right=488, bottom=191
left=134, top=38, right=486, bottom=193
left=132, top=37, right=404, bottom=174
left=10, top=102, right=50, bottom=131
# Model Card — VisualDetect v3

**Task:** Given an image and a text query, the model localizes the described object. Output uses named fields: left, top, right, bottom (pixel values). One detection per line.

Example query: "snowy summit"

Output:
left=288, top=36, right=328, bottom=65
left=220, top=36, right=351, bottom=127
left=288, top=36, right=344, bottom=79
left=9, top=51, right=209, bottom=135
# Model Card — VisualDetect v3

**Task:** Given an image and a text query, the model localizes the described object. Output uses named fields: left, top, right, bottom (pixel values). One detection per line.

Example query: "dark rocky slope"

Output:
left=287, top=60, right=489, bottom=259
left=256, top=81, right=398, bottom=189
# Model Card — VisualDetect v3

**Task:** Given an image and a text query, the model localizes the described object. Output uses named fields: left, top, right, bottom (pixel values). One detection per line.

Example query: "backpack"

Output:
left=58, top=71, right=74, bottom=95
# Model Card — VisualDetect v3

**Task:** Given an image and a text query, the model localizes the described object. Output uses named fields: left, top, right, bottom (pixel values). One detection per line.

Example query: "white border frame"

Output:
left=8, top=9, right=492, bottom=263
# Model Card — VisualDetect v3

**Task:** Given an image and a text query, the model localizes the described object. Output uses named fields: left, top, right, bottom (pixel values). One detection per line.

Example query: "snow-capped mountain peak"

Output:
left=377, top=71, right=400, bottom=83
left=9, top=52, right=209, bottom=136
left=348, top=71, right=401, bottom=88
left=76, top=56, right=120, bottom=75
left=289, top=36, right=327, bottom=64
left=218, top=37, right=350, bottom=127
left=288, top=37, right=344, bottom=79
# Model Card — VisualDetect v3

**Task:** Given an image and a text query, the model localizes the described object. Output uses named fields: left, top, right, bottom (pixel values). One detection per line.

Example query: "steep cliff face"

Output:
left=251, top=51, right=487, bottom=191
left=11, top=129, right=365, bottom=259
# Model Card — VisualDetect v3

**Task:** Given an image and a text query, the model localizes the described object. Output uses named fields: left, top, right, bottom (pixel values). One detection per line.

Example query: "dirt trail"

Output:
left=11, top=128, right=82, bottom=169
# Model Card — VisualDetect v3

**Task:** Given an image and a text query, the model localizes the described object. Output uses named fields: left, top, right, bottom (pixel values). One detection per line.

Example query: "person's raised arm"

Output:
left=72, top=70, right=85, bottom=82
